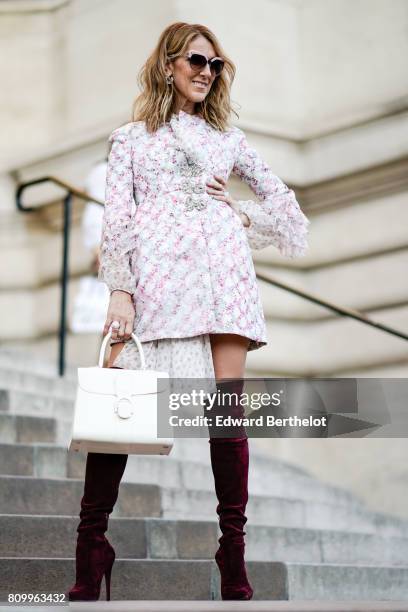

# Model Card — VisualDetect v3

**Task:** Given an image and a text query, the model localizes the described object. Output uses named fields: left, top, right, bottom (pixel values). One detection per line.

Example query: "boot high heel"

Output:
left=215, top=542, right=254, bottom=600
left=68, top=535, right=115, bottom=602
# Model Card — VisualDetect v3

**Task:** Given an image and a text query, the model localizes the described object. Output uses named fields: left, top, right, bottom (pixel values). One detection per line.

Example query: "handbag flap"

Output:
left=77, top=366, right=169, bottom=396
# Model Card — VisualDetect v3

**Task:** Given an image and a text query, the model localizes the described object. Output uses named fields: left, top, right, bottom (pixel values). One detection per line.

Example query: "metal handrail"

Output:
left=16, top=175, right=104, bottom=211
left=255, top=270, right=408, bottom=342
left=15, top=175, right=408, bottom=377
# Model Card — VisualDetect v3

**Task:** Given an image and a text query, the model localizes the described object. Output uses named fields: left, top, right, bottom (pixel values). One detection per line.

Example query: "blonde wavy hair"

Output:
left=131, top=22, right=238, bottom=133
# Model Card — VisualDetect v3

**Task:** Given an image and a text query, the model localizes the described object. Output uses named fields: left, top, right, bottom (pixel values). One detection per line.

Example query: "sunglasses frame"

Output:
left=184, top=51, right=225, bottom=77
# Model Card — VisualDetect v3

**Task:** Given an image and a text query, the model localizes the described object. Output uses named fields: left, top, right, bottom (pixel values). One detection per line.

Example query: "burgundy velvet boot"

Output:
left=209, top=379, right=254, bottom=600
left=67, top=451, right=128, bottom=601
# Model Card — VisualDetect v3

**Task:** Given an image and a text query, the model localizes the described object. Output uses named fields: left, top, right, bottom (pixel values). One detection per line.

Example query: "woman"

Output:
left=67, top=21, right=310, bottom=602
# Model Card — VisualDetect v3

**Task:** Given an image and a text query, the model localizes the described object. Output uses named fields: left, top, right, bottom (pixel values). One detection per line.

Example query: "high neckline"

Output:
left=172, top=109, right=205, bottom=122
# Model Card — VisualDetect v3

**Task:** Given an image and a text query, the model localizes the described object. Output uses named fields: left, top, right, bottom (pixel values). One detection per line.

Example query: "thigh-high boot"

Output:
left=67, top=451, right=128, bottom=601
left=208, top=378, right=254, bottom=600
left=68, top=361, right=129, bottom=601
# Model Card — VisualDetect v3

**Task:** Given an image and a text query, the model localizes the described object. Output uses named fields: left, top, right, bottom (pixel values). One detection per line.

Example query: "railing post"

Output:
left=58, top=192, right=72, bottom=377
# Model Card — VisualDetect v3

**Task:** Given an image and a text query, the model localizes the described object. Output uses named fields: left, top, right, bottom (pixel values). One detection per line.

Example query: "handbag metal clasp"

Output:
left=114, top=395, right=134, bottom=419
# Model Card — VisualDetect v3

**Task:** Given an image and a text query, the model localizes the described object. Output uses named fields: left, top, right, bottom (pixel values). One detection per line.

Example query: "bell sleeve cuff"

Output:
left=232, top=129, right=310, bottom=257
left=98, top=125, right=137, bottom=295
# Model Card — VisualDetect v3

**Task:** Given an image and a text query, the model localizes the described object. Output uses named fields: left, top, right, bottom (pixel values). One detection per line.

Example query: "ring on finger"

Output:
left=117, top=322, right=125, bottom=336
left=112, top=322, right=123, bottom=335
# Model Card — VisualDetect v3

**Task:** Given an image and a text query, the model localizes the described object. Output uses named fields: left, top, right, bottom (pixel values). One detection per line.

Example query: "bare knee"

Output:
left=209, top=333, right=250, bottom=379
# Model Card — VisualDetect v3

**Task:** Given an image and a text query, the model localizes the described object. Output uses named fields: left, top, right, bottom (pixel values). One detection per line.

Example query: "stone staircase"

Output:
left=1, top=349, right=408, bottom=603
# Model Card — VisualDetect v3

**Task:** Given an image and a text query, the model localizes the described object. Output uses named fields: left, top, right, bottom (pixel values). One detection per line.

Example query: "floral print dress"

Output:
left=98, top=109, right=310, bottom=377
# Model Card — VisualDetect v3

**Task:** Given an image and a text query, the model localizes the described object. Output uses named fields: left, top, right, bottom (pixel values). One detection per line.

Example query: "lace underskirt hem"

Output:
left=110, top=333, right=216, bottom=379
left=110, top=332, right=265, bottom=358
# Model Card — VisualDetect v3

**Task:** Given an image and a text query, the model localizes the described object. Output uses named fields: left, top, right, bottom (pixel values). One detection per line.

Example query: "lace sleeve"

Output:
left=98, top=125, right=137, bottom=295
left=232, top=129, right=310, bottom=257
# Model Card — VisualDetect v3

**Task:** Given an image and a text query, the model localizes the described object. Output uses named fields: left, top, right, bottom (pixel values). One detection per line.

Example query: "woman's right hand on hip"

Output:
left=103, top=290, right=135, bottom=341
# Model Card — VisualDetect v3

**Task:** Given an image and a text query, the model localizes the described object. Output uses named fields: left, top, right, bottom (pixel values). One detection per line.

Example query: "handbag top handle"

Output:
left=98, top=331, right=147, bottom=369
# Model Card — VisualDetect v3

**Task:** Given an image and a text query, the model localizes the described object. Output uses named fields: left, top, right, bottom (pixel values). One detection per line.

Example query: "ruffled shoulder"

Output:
left=108, top=121, right=145, bottom=145
left=227, top=124, right=243, bottom=135
left=225, top=124, right=245, bottom=139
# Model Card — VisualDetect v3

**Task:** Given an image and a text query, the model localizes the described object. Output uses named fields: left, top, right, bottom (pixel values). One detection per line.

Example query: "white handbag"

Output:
left=68, top=331, right=173, bottom=455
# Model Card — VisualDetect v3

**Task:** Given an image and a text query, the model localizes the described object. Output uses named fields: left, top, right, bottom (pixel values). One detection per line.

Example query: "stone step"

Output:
left=2, top=514, right=408, bottom=567
left=0, top=476, right=161, bottom=519
left=0, top=387, right=74, bottom=420
left=0, top=385, right=278, bottom=464
left=161, top=486, right=408, bottom=535
left=0, top=392, right=303, bottom=466
left=0, top=414, right=70, bottom=445
left=0, top=414, right=56, bottom=444
left=0, top=366, right=77, bottom=400
left=1, top=557, right=408, bottom=601
left=0, top=348, right=77, bottom=380
left=0, top=475, right=407, bottom=535
left=2, top=602, right=406, bottom=612
left=0, top=442, right=366, bottom=509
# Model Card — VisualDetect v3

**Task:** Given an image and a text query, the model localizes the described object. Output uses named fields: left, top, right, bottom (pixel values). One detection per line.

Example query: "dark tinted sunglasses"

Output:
left=184, top=51, right=225, bottom=77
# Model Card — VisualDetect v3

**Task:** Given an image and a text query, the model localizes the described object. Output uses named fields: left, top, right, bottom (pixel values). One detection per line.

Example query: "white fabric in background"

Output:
left=71, top=161, right=110, bottom=334
left=70, top=275, right=110, bottom=333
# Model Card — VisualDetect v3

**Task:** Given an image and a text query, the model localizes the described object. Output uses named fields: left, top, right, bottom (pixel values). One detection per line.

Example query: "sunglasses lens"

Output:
left=189, top=53, right=207, bottom=69
left=188, top=54, right=224, bottom=76
left=211, top=59, right=224, bottom=76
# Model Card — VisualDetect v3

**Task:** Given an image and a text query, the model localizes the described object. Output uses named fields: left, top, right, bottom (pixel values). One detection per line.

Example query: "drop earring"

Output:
left=165, top=74, right=174, bottom=85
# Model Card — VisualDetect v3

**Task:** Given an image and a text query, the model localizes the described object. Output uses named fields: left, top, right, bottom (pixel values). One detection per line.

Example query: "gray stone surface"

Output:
left=0, top=366, right=77, bottom=399
left=0, top=558, right=218, bottom=602
left=0, top=441, right=369, bottom=508
left=1, top=558, right=408, bottom=602
left=2, top=355, right=408, bottom=602
left=0, top=476, right=161, bottom=517
left=0, top=442, right=33, bottom=476
left=2, top=515, right=408, bottom=567
left=1, top=470, right=408, bottom=537
left=286, top=563, right=408, bottom=600
left=2, top=602, right=408, bottom=611
left=0, top=349, right=77, bottom=380
left=0, top=474, right=374, bottom=533
left=0, top=414, right=56, bottom=444
left=0, top=387, right=74, bottom=419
